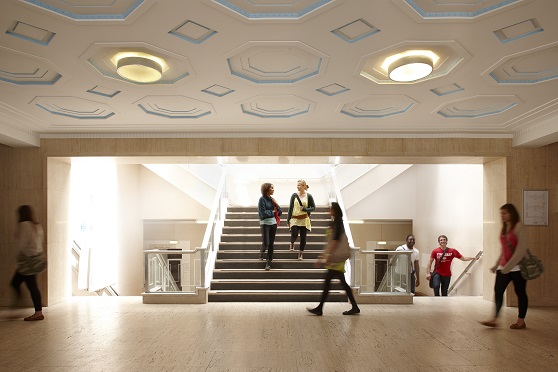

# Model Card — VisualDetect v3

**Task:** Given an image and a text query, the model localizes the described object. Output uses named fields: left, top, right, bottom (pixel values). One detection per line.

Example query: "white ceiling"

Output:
left=1, top=0, right=558, bottom=148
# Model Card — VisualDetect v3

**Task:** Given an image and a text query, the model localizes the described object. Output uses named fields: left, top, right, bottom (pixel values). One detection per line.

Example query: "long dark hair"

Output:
left=18, top=205, right=37, bottom=224
left=500, top=203, right=520, bottom=235
left=330, top=202, right=344, bottom=235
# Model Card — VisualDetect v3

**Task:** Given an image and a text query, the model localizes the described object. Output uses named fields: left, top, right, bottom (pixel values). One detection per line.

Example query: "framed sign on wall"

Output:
left=523, top=190, right=548, bottom=226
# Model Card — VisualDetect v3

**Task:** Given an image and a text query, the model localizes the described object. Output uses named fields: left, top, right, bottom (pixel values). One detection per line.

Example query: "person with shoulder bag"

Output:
left=286, top=179, right=315, bottom=260
left=481, top=203, right=530, bottom=329
left=11, top=205, right=46, bottom=321
left=307, top=202, right=359, bottom=316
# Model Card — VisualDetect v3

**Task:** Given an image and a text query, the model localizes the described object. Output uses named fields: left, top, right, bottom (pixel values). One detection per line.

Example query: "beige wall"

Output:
left=1, top=137, right=556, bottom=306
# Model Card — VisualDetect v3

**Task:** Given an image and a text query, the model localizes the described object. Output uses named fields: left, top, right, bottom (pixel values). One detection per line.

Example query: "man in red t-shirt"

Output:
left=426, top=235, right=477, bottom=296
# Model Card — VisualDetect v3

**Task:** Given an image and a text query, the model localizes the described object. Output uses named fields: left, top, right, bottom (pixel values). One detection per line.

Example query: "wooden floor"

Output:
left=1, top=296, right=557, bottom=372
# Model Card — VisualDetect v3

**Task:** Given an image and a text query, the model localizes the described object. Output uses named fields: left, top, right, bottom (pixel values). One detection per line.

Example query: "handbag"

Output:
left=504, top=237, right=543, bottom=280
left=519, top=250, right=544, bottom=280
left=429, top=248, right=448, bottom=288
left=17, top=251, right=47, bottom=275
left=329, top=231, right=351, bottom=263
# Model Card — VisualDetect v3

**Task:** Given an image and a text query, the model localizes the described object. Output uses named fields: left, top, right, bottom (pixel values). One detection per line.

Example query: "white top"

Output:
left=17, top=221, right=44, bottom=256
left=396, top=244, right=419, bottom=273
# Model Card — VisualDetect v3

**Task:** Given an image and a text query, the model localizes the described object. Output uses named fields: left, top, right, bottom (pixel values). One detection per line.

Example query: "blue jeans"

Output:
left=432, top=273, right=451, bottom=296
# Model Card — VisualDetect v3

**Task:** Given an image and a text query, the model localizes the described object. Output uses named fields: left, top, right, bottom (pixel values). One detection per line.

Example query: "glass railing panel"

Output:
left=144, top=249, right=205, bottom=294
left=351, top=250, right=411, bottom=294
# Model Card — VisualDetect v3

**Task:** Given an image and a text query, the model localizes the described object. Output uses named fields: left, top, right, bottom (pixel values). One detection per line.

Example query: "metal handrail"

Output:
left=448, top=250, right=483, bottom=294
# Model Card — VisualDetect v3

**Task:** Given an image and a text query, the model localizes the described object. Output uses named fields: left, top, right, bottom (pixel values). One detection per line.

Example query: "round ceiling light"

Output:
left=388, top=56, right=433, bottom=82
left=116, top=56, right=163, bottom=83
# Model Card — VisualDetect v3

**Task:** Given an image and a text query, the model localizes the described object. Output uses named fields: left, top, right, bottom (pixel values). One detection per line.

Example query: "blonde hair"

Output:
left=297, top=179, right=309, bottom=190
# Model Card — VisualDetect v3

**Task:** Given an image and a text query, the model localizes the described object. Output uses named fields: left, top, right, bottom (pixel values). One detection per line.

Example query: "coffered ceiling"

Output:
left=1, top=0, right=557, bottom=148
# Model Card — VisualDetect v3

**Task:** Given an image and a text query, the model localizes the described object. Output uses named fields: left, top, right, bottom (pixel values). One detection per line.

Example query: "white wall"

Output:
left=413, top=164, right=483, bottom=296
left=346, top=164, right=483, bottom=295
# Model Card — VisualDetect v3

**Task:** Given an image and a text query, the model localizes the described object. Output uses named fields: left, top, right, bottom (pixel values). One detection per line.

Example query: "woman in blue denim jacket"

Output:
left=258, top=183, right=282, bottom=270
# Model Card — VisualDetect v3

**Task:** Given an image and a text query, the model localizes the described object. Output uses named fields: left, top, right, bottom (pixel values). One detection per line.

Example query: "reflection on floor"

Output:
left=1, top=296, right=557, bottom=371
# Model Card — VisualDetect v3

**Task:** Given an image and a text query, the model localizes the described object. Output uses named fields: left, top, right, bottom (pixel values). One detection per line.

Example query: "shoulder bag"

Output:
left=17, top=251, right=47, bottom=276
left=504, top=237, right=543, bottom=280
left=429, top=248, right=448, bottom=288
left=328, top=231, right=351, bottom=263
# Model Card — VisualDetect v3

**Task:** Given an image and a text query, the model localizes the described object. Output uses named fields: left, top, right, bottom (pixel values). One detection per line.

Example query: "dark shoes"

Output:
left=307, top=307, right=323, bottom=316
left=342, top=308, right=360, bottom=315
left=259, top=253, right=265, bottom=261
left=24, top=313, right=44, bottom=321
left=265, top=262, right=271, bottom=271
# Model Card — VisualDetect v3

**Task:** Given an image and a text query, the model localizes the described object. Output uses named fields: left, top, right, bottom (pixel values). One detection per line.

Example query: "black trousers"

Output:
left=494, top=270, right=528, bottom=319
left=290, top=225, right=308, bottom=251
left=318, top=269, right=358, bottom=309
left=11, top=271, right=42, bottom=312
left=260, top=224, right=277, bottom=262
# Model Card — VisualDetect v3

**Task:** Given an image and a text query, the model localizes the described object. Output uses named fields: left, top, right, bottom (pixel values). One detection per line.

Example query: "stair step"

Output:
left=210, top=279, right=343, bottom=291
left=208, top=290, right=347, bottom=302
left=209, top=206, right=341, bottom=302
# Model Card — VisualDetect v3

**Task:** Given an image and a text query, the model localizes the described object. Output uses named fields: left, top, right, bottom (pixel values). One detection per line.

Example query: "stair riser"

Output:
left=226, top=213, right=330, bottom=220
left=222, top=226, right=328, bottom=234
left=210, top=282, right=343, bottom=291
left=212, top=271, right=327, bottom=280
left=208, top=294, right=347, bottom=302
left=215, top=261, right=319, bottom=269
left=219, top=243, right=325, bottom=251
left=225, top=220, right=331, bottom=227
left=221, top=235, right=326, bottom=242
left=227, top=207, right=330, bottom=213
left=217, top=252, right=321, bottom=259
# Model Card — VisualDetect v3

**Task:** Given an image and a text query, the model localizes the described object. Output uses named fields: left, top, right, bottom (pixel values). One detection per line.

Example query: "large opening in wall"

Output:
left=48, top=156, right=491, bottom=300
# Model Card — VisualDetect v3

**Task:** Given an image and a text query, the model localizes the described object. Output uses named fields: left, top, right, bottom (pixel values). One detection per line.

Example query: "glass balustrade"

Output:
left=143, top=249, right=206, bottom=293
left=350, top=249, right=412, bottom=294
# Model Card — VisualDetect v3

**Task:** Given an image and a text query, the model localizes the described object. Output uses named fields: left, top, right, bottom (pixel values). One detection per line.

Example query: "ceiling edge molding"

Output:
left=513, top=114, right=558, bottom=148
left=39, top=132, right=513, bottom=139
left=0, top=122, right=40, bottom=147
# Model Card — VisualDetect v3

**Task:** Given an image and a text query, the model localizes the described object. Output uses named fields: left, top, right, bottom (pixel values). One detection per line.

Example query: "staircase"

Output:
left=209, top=206, right=348, bottom=302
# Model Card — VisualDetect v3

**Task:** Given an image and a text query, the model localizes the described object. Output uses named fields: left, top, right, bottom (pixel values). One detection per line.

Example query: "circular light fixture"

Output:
left=116, top=56, right=163, bottom=83
left=388, top=56, right=433, bottom=82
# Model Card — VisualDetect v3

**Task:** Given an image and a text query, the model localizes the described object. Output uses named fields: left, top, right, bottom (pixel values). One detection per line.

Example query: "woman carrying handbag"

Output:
left=307, top=202, right=359, bottom=316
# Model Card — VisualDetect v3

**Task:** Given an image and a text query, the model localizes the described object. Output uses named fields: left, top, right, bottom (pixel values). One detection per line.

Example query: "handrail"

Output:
left=153, top=253, right=180, bottom=292
left=200, top=167, right=227, bottom=288
left=448, top=250, right=483, bottom=294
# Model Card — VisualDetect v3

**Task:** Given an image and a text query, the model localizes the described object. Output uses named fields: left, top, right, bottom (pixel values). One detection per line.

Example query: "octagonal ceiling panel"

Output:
left=358, top=41, right=470, bottom=85
left=437, top=95, right=519, bottom=118
left=135, top=96, right=214, bottom=119
left=340, top=95, right=417, bottom=118
left=485, top=43, right=558, bottom=85
left=394, top=0, right=533, bottom=21
left=241, top=95, right=314, bottom=118
left=207, top=0, right=339, bottom=21
left=226, top=41, right=328, bottom=84
left=19, top=0, right=153, bottom=22
left=0, top=47, right=61, bottom=85
left=81, top=42, right=193, bottom=85
left=32, top=97, right=116, bottom=119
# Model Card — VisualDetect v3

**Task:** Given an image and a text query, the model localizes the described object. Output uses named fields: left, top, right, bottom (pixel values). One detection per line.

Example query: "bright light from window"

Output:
left=69, top=158, right=118, bottom=292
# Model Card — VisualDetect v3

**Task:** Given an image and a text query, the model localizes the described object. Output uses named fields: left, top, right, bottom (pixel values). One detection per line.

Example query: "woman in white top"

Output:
left=11, top=205, right=45, bottom=321
left=287, top=180, right=315, bottom=260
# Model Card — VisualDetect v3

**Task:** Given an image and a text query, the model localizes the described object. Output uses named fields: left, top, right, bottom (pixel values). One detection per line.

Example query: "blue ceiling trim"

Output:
left=138, top=104, right=211, bottom=119
left=242, top=105, right=310, bottom=118
left=0, top=73, right=61, bottom=85
left=340, top=103, right=413, bottom=118
left=213, top=0, right=333, bottom=19
left=6, top=23, right=55, bottom=46
left=168, top=21, right=217, bottom=44
left=489, top=72, right=558, bottom=84
left=202, top=85, right=235, bottom=97
left=404, top=0, right=520, bottom=18
left=316, top=84, right=350, bottom=96
left=494, top=28, right=544, bottom=44
left=228, top=58, right=322, bottom=84
left=430, top=84, right=464, bottom=96
left=36, top=103, right=115, bottom=119
left=23, top=0, right=145, bottom=20
left=86, top=87, right=121, bottom=98
left=437, top=103, right=517, bottom=118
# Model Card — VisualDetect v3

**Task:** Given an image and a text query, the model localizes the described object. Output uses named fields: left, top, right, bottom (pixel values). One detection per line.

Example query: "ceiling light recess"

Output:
left=117, top=56, right=163, bottom=83
left=388, top=55, right=433, bottom=82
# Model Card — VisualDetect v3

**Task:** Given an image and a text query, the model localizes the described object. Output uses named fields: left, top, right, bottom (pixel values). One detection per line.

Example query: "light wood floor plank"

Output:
left=0, top=297, right=557, bottom=372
